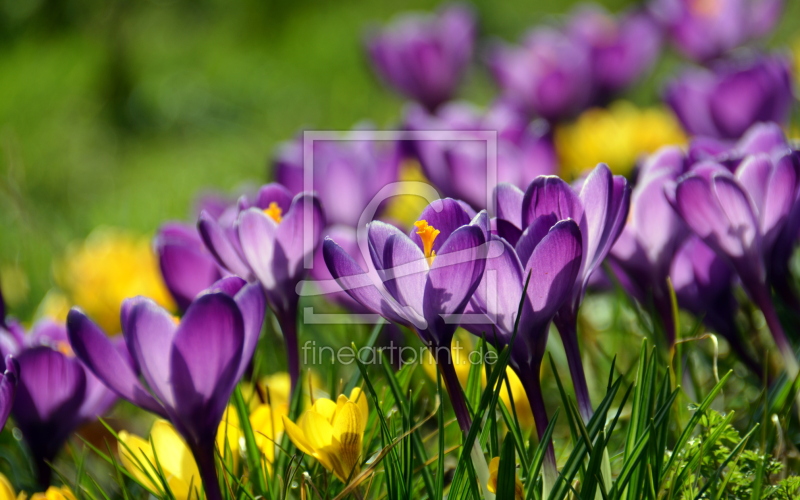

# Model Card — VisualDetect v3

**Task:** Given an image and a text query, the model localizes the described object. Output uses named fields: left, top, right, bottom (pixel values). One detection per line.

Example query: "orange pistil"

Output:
left=263, top=202, right=283, bottom=224
left=414, top=220, right=440, bottom=267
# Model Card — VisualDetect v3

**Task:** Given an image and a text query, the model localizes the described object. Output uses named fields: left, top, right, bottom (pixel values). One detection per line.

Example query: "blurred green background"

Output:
left=0, top=0, right=798, bottom=319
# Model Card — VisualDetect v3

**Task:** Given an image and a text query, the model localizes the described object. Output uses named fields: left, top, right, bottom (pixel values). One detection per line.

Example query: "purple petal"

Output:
left=237, top=208, right=279, bottom=288
left=524, top=219, right=583, bottom=319
left=0, top=355, right=18, bottom=430
left=323, top=238, right=408, bottom=325
left=515, top=214, right=558, bottom=269
left=274, top=193, right=325, bottom=287
left=170, top=293, right=244, bottom=437
left=232, top=282, right=266, bottom=381
left=198, top=211, right=253, bottom=280
left=408, top=198, right=472, bottom=254
left=521, top=175, right=584, bottom=229
left=13, top=347, right=86, bottom=441
left=255, top=183, right=294, bottom=212
left=67, top=308, right=166, bottom=416
left=423, top=225, right=487, bottom=344
left=123, top=298, right=179, bottom=409
left=156, top=222, right=222, bottom=311
left=494, top=183, right=525, bottom=245
left=674, top=173, right=761, bottom=265
left=382, top=229, right=428, bottom=316
left=468, top=236, right=524, bottom=338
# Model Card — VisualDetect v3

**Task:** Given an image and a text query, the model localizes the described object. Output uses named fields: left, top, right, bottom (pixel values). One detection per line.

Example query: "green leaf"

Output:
left=496, top=433, right=518, bottom=499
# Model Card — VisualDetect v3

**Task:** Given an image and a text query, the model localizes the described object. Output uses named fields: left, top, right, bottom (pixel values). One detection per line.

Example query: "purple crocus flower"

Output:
left=0, top=318, right=117, bottom=487
left=365, top=3, right=476, bottom=111
left=665, top=53, right=793, bottom=140
left=610, top=147, right=692, bottom=345
left=274, top=130, right=401, bottom=228
left=493, top=165, right=630, bottom=420
left=650, top=0, right=783, bottom=62
left=155, top=222, right=223, bottom=311
left=488, top=28, right=592, bottom=122
left=198, top=183, right=324, bottom=391
left=323, top=199, right=488, bottom=433
left=567, top=5, right=662, bottom=102
left=0, top=355, right=18, bottom=431
left=671, top=151, right=800, bottom=377
left=404, top=101, right=558, bottom=210
left=464, top=214, right=582, bottom=479
left=670, top=236, right=762, bottom=375
left=67, top=277, right=265, bottom=500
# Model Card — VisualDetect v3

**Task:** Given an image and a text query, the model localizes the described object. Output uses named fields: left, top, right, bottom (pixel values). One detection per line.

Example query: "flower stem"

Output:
left=554, top=315, right=593, bottom=422
left=278, top=311, right=300, bottom=395
left=751, top=284, right=799, bottom=379
left=191, top=440, right=223, bottom=500
left=435, top=347, right=472, bottom=435
left=517, top=364, right=557, bottom=497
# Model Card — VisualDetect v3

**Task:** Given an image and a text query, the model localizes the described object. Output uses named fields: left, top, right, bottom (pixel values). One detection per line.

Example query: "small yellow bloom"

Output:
left=119, top=420, right=201, bottom=500
left=0, top=474, right=14, bottom=500
left=382, top=159, right=432, bottom=228
left=0, top=265, right=29, bottom=310
left=487, top=456, right=524, bottom=499
left=555, top=101, right=686, bottom=179
left=282, top=388, right=369, bottom=483
left=0, top=472, right=76, bottom=500
left=54, top=228, right=175, bottom=334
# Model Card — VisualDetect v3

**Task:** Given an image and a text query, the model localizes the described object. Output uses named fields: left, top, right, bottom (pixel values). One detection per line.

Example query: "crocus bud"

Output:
left=665, top=53, right=793, bottom=140
left=365, top=4, right=476, bottom=111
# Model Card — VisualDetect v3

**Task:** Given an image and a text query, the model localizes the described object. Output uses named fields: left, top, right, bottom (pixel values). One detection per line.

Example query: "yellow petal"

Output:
left=330, top=401, right=364, bottom=482
left=146, top=420, right=200, bottom=500
left=348, top=387, right=369, bottom=430
left=312, top=398, right=338, bottom=423
left=282, top=414, right=317, bottom=457
left=0, top=473, right=15, bottom=500
left=487, top=456, right=499, bottom=494
left=250, top=405, right=280, bottom=463
left=301, top=409, right=335, bottom=451
left=118, top=430, right=159, bottom=493
left=216, top=405, right=242, bottom=469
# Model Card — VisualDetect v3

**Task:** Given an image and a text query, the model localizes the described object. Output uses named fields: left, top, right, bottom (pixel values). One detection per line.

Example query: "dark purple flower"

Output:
left=155, top=222, right=224, bottom=311
left=650, top=0, right=783, bottom=62
left=404, top=101, right=558, bottom=210
left=274, top=130, right=401, bottom=228
left=0, top=355, right=18, bottom=431
left=567, top=5, right=662, bottom=101
left=198, top=183, right=324, bottom=391
left=324, top=199, right=488, bottom=433
left=0, top=319, right=117, bottom=487
left=665, top=53, right=793, bottom=140
left=464, top=215, right=581, bottom=465
left=488, top=28, right=592, bottom=122
left=366, top=3, right=476, bottom=111
left=67, top=277, right=265, bottom=500
left=492, top=165, right=629, bottom=420
left=671, top=153, right=800, bottom=377
left=610, top=147, right=692, bottom=345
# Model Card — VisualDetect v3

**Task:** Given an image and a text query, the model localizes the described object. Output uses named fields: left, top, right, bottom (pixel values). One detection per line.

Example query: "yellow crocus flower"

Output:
left=486, top=456, right=524, bottom=499
left=0, top=473, right=76, bottom=500
left=118, top=420, right=202, bottom=500
left=282, top=388, right=369, bottom=483
left=54, top=228, right=175, bottom=334
left=555, top=101, right=686, bottom=179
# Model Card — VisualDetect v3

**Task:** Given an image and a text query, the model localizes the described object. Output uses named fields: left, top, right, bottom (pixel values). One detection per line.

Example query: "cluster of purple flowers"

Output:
left=0, top=0, right=796, bottom=496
